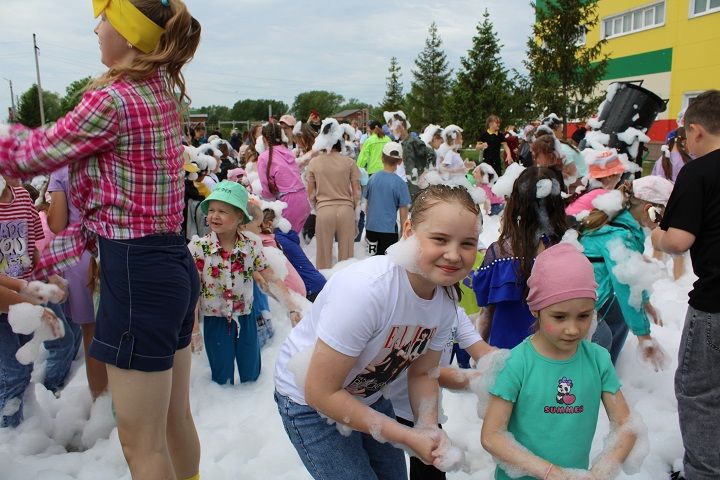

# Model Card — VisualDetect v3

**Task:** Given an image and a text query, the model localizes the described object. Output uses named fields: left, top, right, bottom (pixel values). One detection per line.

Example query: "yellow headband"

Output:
left=93, top=0, right=165, bottom=54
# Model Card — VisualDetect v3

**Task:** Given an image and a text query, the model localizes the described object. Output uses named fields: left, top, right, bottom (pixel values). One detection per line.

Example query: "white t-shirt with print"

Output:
left=274, top=255, right=456, bottom=406
left=389, top=306, right=483, bottom=421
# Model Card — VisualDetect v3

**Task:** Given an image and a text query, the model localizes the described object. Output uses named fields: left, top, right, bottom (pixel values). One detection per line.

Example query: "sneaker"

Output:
left=670, top=471, right=685, bottom=480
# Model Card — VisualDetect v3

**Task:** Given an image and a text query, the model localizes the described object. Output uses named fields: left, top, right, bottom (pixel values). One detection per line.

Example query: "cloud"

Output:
left=0, top=0, right=532, bottom=121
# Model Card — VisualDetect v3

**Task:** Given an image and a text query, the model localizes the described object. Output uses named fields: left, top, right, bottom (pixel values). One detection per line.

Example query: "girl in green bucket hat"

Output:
left=189, top=180, right=303, bottom=385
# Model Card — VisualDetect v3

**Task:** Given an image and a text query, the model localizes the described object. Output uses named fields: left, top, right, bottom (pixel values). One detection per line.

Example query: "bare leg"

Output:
left=107, top=365, right=175, bottom=480
left=167, top=346, right=200, bottom=479
left=81, top=324, right=108, bottom=399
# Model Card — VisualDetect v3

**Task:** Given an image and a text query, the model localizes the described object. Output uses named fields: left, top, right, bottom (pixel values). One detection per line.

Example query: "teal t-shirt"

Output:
left=489, top=337, right=621, bottom=480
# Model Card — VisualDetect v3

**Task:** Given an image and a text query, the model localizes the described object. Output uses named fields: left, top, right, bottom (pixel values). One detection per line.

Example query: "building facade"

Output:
left=585, top=0, right=720, bottom=141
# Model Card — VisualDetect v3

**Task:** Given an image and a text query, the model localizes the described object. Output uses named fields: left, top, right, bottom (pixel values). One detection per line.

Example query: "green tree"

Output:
left=230, top=98, right=289, bottom=122
left=292, top=90, right=345, bottom=121
left=16, top=84, right=62, bottom=128
left=445, top=10, right=511, bottom=142
left=60, top=76, right=93, bottom=116
left=406, top=23, right=452, bottom=130
left=379, top=57, right=404, bottom=113
left=525, top=0, right=608, bottom=137
left=338, top=97, right=373, bottom=112
left=189, top=105, right=231, bottom=129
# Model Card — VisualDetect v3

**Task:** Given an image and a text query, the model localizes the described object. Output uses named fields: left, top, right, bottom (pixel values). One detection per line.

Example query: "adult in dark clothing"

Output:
left=385, top=111, right=435, bottom=196
left=651, top=90, right=720, bottom=480
left=571, top=122, right=587, bottom=146
left=476, top=115, right=511, bottom=173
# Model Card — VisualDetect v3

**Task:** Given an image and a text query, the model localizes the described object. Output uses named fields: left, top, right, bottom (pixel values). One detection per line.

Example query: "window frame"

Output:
left=601, top=1, right=666, bottom=39
left=689, top=0, right=720, bottom=18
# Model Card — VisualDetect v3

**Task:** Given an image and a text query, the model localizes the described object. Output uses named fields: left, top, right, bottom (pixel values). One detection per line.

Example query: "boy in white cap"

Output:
left=363, top=142, right=411, bottom=256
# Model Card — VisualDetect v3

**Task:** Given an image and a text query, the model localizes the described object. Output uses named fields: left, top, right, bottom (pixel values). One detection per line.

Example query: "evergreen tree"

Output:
left=16, top=84, right=62, bottom=128
left=525, top=0, right=608, bottom=137
left=406, top=22, right=452, bottom=129
left=380, top=57, right=404, bottom=112
left=446, top=10, right=511, bottom=142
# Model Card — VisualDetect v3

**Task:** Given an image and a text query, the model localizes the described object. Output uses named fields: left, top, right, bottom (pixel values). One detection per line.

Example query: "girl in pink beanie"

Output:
left=482, top=242, right=639, bottom=480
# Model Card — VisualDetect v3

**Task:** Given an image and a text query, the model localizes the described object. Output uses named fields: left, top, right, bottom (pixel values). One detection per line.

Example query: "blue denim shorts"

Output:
left=89, top=234, right=200, bottom=372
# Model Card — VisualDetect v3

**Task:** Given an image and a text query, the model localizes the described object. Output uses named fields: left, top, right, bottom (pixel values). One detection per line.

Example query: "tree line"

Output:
left=11, top=0, right=606, bottom=141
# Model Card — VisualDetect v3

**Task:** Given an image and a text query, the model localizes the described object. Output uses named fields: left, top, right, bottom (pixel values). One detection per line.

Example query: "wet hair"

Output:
left=498, top=166, right=568, bottom=282
left=194, top=124, right=205, bottom=133
left=661, top=127, right=692, bottom=180
left=410, top=184, right=481, bottom=229
left=262, top=122, right=284, bottom=195
left=90, top=0, right=201, bottom=107
left=684, top=89, right=720, bottom=135
left=392, top=113, right=408, bottom=129
left=22, top=183, right=39, bottom=203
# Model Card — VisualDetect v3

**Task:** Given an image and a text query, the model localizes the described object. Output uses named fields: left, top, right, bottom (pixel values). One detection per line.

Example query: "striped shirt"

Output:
left=0, top=186, right=44, bottom=280
left=0, top=70, right=184, bottom=279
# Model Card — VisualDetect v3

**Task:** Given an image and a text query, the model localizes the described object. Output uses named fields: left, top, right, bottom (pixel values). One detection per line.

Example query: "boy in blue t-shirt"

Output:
left=363, top=142, right=411, bottom=256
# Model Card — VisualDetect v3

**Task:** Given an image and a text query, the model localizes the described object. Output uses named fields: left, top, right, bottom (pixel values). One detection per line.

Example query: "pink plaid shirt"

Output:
left=0, top=70, right=184, bottom=279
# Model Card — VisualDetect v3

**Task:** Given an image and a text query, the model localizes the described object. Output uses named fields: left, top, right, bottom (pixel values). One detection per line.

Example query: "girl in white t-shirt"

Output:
left=274, top=184, right=483, bottom=479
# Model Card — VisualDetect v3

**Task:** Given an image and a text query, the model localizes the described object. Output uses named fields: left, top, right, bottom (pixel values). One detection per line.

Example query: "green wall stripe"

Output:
left=602, top=48, right=673, bottom=80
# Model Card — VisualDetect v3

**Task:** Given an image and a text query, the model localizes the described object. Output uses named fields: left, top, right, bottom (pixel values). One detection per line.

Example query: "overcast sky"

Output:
left=0, top=0, right=533, bottom=122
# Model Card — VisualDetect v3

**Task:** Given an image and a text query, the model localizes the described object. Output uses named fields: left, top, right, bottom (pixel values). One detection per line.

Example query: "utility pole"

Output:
left=33, top=33, right=45, bottom=125
left=3, top=78, right=15, bottom=121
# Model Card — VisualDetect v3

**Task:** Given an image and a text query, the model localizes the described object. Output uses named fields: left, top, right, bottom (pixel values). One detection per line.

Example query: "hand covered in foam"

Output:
left=430, top=428, right=466, bottom=472
left=20, top=278, right=66, bottom=304
left=637, top=336, right=669, bottom=372
left=404, top=425, right=443, bottom=465
left=8, top=303, right=65, bottom=365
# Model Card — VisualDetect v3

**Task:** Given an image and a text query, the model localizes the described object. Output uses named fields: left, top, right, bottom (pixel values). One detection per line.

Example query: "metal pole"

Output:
left=268, top=104, right=272, bottom=121
left=3, top=78, right=15, bottom=121
left=33, top=33, right=45, bottom=125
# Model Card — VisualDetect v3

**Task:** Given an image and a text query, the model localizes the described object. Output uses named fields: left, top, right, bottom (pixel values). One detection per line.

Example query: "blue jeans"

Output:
left=591, top=296, right=629, bottom=364
left=44, top=303, right=82, bottom=394
left=675, top=306, right=720, bottom=479
left=0, top=304, right=80, bottom=428
left=275, top=391, right=407, bottom=480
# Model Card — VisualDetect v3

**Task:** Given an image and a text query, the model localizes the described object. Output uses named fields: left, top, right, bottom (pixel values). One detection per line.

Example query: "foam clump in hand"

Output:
left=8, top=303, right=65, bottom=365
left=432, top=430, right=466, bottom=472
left=22, top=280, right=65, bottom=304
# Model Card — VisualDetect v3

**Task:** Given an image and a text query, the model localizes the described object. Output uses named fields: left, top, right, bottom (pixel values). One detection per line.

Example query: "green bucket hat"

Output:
left=200, top=180, right=252, bottom=222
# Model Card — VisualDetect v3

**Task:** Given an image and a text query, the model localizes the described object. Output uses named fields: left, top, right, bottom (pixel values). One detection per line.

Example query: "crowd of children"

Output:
left=0, top=1, right=718, bottom=479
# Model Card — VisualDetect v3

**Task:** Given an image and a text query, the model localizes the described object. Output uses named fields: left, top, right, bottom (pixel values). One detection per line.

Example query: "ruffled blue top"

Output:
left=472, top=242, right=535, bottom=349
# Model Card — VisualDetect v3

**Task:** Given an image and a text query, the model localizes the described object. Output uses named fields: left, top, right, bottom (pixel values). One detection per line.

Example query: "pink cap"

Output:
left=632, top=176, right=674, bottom=205
left=526, top=243, right=597, bottom=312
left=279, top=114, right=297, bottom=127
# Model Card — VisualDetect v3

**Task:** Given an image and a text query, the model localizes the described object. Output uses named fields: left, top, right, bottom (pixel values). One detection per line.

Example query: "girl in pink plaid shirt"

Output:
left=0, top=1, right=203, bottom=479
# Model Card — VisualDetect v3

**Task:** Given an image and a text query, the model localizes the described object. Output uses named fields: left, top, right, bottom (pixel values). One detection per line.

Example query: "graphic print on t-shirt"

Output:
left=345, top=325, right=437, bottom=397
left=0, top=219, right=30, bottom=277
left=544, top=376, right=584, bottom=414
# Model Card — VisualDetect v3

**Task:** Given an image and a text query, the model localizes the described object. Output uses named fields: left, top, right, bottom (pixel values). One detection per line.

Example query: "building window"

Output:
left=602, top=2, right=665, bottom=38
left=691, top=0, right=720, bottom=16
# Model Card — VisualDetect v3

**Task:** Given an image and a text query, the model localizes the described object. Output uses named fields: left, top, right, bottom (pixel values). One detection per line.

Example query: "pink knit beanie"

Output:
left=526, top=243, right=598, bottom=312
